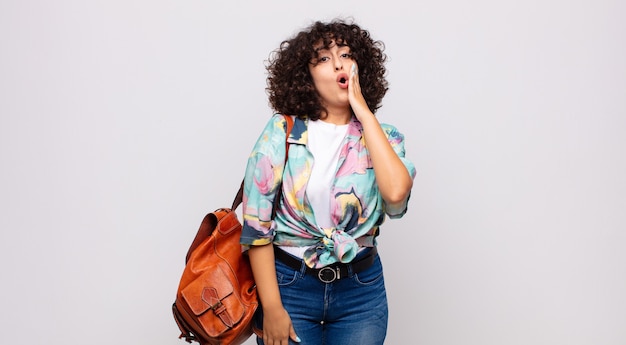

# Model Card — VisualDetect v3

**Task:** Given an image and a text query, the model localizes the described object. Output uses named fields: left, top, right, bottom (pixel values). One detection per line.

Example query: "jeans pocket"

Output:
left=275, top=259, right=300, bottom=286
left=353, top=255, right=384, bottom=286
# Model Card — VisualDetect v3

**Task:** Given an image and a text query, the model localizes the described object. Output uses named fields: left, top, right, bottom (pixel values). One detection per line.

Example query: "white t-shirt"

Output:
left=280, top=119, right=349, bottom=258
left=306, top=119, right=349, bottom=228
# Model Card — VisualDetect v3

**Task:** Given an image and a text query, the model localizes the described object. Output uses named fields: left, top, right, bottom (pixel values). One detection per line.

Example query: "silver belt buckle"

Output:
left=318, top=266, right=340, bottom=283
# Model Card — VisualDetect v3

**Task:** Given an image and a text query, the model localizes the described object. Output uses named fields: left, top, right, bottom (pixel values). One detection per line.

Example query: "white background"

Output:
left=1, top=1, right=625, bottom=344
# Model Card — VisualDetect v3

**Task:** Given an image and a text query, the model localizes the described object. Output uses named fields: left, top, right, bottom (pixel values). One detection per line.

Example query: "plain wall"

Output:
left=1, top=1, right=625, bottom=344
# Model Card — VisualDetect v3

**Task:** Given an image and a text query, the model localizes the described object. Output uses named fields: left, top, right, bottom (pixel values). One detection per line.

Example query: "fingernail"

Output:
left=295, top=336, right=302, bottom=343
left=351, top=64, right=356, bottom=73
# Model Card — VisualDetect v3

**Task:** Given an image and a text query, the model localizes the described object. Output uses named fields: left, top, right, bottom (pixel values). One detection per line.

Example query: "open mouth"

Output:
left=337, top=73, right=349, bottom=88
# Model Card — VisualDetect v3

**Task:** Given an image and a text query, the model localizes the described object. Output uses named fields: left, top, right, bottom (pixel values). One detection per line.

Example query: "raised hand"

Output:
left=347, top=62, right=373, bottom=120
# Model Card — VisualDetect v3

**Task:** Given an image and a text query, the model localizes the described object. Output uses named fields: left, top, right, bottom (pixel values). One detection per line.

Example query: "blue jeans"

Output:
left=255, top=248, right=388, bottom=345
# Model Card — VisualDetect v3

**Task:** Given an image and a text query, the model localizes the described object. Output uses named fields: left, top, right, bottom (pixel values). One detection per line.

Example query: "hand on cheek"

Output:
left=348, top=62, right=369, bottom=118
left=350, top=63, right=359, bottom=91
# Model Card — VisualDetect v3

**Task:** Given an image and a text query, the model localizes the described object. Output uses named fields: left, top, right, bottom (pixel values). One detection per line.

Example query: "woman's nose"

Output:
left=334, top=61, right=343, bottom=71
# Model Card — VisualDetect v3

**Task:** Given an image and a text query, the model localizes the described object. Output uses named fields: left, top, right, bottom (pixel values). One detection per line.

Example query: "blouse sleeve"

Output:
left=240, top=114, right=289, bottom=246
left=381, top=123, right=417, bottom=219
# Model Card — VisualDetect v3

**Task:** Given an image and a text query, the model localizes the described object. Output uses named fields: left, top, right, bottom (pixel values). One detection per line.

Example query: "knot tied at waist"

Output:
left=303, top=227, right=358, bottom=268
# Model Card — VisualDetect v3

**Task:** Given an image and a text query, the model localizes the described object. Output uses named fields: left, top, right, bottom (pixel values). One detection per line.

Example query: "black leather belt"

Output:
left=274, top=246, right=378, bottom=283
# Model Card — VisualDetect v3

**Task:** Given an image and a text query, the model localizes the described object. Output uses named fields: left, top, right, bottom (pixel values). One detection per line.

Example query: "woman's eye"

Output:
left=341, top=53, right=353, bottom=59
left=319, top=56, right=330, bottom=62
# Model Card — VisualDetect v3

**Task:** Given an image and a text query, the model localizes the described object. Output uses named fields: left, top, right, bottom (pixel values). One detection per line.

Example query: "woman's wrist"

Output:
left=260, top=298, right=284, bottom=312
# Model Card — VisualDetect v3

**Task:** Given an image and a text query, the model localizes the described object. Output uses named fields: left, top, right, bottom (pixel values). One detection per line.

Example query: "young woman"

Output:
left=240, top=19, right=416, bottom=345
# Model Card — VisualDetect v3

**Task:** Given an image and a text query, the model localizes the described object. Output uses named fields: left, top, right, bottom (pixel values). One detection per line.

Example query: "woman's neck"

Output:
left=320, top=109, right=351, bottom=125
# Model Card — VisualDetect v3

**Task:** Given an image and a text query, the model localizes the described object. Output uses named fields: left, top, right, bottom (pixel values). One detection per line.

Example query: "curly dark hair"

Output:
left=266, top=19, right=388, bottom=120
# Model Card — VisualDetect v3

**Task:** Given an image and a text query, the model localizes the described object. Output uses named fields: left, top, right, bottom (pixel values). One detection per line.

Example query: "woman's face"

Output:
left=308, top=42, right=355, bottom=114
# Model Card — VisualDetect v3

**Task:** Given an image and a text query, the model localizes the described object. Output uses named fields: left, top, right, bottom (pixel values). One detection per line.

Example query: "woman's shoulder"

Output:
left=260, top=113, right=290, bottom=131
left=269, top=113, right=286, bottom=123
left=268, top=113, right=300, bottom=127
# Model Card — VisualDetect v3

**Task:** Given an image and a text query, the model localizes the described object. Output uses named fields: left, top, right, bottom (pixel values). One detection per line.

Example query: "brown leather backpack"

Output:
left=172, top=206, right=258, bottom=345
left=172, top=115, right=293, bottom=345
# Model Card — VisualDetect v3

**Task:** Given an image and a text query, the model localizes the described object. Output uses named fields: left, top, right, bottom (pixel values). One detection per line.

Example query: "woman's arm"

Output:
left=348, top=63, right=413, bottom=207
left=248, top=244, right=300, bottom=344
left=241, top=114, right=300, bottom=343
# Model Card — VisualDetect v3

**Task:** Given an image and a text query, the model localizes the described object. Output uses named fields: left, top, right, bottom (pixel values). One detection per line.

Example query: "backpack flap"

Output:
left=181, top=265, right=245, bottom=336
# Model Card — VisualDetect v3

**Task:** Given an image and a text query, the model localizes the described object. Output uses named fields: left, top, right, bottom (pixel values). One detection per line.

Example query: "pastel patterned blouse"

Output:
left=241, top=114, right=416, bottom=268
